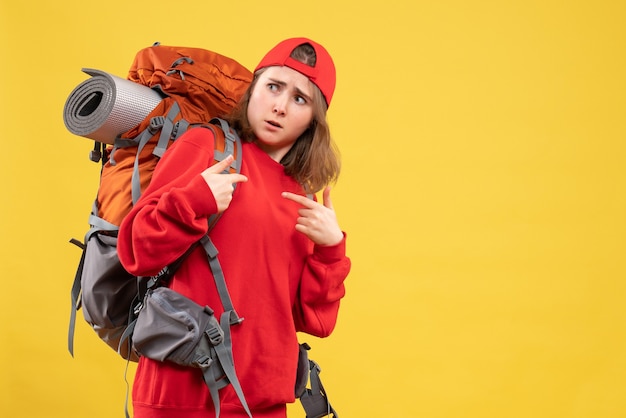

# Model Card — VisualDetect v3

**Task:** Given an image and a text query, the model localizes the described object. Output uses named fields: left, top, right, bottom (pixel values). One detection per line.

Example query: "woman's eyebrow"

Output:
left=268, top=78, right=287, bottom=87
left=294, top=87, right=312, bottom=101
left=268, top=78, right=313, bottom=101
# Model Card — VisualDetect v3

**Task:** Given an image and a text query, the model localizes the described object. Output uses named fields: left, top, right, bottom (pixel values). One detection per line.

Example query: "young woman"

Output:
left=117, top=38, right=351, bottom=417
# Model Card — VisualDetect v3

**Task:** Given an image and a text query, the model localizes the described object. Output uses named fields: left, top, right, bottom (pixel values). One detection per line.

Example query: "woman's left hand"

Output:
left=282, top=187, right=344, bottom=247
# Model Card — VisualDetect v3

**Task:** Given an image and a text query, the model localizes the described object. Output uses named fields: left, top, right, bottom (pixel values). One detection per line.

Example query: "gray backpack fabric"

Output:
left=68, top=118, right=240, bottom=362
left=133, top=286, right=250, bottom=417
left=71, top=231, right=138, bottom=361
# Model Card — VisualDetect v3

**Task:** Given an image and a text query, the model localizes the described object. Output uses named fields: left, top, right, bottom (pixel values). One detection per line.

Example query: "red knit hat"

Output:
left=254, top=37, right=336, bottom=107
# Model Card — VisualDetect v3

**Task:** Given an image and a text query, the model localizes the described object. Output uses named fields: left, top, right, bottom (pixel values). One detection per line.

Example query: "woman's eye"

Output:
left=268, top=83, right=279, bottom=92
left=294, top=96, right=306, bottom=105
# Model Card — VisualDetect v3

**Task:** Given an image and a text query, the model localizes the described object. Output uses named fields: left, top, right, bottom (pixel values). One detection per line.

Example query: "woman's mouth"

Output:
left=265, top=120, right=282, bottom=128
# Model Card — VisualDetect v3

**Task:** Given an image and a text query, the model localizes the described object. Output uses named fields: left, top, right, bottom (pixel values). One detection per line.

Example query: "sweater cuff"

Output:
left=313, top=232, right=347, bottom=263
left=183, top=174, right=218, bottom=217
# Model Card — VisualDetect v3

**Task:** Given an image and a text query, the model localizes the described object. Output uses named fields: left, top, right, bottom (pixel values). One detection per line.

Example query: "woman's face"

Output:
left=247, top=66, right=315, bottom=162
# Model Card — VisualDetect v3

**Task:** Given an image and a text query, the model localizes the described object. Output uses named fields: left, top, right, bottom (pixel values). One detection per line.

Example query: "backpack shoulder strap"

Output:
left=119, top=118, right=243, bottom=353
left=196, top=119, right=252, bottom=417
left=195, top=117, right=243, bottom=322
left=208, top=117, right=241, bottom=173
left=202, top=118, right=242, bottom=230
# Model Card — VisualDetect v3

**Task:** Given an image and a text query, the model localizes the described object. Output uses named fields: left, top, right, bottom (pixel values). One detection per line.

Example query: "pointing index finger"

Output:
left=281, top=191, right=315, bottom=207
left=322, top=186, right=334, bottom=210
left=207, top=155, right=235, bottom=174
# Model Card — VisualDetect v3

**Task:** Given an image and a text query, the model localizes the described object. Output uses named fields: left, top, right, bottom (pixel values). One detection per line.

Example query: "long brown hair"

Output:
left=225, top=43, right=341, bottom=193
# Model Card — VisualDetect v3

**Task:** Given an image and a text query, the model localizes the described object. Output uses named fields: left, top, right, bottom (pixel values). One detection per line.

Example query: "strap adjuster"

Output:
left=194, top=354, right=213, bottom=369
left=205, top=325, right=223, bottom=346
left=148, top=116, right=165, bottom=134
left=203, top=307, right=224, bottom=346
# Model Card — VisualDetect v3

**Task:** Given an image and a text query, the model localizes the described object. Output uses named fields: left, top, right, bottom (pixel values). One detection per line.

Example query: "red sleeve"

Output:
left=117, top=127, right=218, bottom=276
left=293, top=233, right=351, bottom=337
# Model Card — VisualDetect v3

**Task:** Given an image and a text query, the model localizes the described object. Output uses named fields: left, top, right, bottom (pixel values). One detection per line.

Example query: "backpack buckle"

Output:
left=194, top=354, right=213, bottom=369
left=148, top=116, right=166, bottom=134
left=133, top=301, right=143, bottom=316
left=89, top=141, right=103, bottom=163
left=203, top=306, right=224, bottom=345
left=171, top=121, right=179, bottom=139
left=205, top=325, right=223, bottom=346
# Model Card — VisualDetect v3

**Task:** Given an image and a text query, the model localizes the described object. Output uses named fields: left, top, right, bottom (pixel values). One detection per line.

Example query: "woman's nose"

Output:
left=273, top=96, right=287, bottom=115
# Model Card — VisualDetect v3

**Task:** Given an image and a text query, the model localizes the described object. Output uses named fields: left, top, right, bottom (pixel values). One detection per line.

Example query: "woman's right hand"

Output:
left=201, top=155, right=248, bottom=212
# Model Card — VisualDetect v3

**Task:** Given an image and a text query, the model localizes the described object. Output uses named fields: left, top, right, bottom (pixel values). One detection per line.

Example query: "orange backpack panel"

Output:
left=95, top=44, right=252, bottom=226
left=127, top=44, right=253, bottom=125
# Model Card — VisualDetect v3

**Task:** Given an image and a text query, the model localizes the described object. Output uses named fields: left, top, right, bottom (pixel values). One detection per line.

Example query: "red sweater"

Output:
left=117, top=126, right=350, bottom=418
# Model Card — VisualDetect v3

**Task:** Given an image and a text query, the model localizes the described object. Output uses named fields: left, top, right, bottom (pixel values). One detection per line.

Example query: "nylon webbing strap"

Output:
left=197, top=311, right=252, bottom=418
left=300, top=359, right=339, bottom=418
left=118, top=318, right=137, bottom=357
left=68, top=242, right=86, bottom=357
left=129, top=128, right=155, bottom=205
left=129, top=102, right=180, bottom=204
left=200, top=118, right=243, bottom=318
left=110, top=137, right=136, bottom=166
left=195, top=330, right=229, bottom=415
left=87, top=213, right=119, bottom=236
left=199, top=236, right=241, bottom=322
left=154, top=102, right=180, bottom=158
left=195, top=119, right=250, bottom=416
left=210, top=118, right=241, bottom=173
left=215, top=311, right=252, bottom=417
left=206, top=118, right=242, bottom=230
left=202, top=360, right=223, bottom=417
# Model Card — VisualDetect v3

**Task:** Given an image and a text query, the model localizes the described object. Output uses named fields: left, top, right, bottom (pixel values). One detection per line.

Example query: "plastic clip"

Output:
left=195, top=354, right=213, bottom=369
left=170, top=120, right=182, bottom=139
left=90, top=142, right=102, bottom=163
left=205, top=325, right=224, bottom=346
left=133, top=301, right=143, bottom=316
left=148, top=116, right=166, bottom=134
left=229, top=310, right=244, bottom=326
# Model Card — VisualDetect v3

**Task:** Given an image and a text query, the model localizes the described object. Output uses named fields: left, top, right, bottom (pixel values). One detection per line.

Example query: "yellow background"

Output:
left=1, top=0, right=625, bottom=417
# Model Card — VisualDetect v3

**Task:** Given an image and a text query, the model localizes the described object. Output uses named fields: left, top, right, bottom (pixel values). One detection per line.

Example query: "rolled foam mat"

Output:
left=63, top=68, right=163, bottom=144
